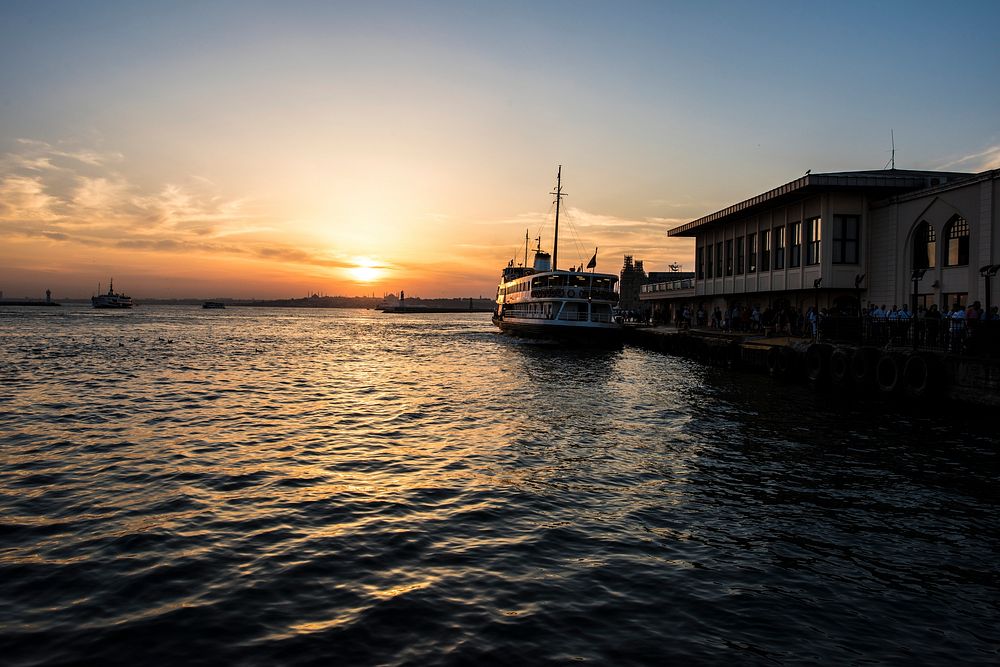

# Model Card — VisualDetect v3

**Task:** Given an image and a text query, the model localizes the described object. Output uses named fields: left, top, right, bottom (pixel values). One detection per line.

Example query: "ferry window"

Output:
left=834, top=215, right=861, bottom=265
left=735, top=236, right=744, bottom=275
left=806, top=217, right=821, bottom=265
left=705, top=244, right=713, bottom=278
left=715, top=241, right=723, bottom=277
left=697, top=246, right=705, bottom=280
left=788, top=221, right=801, bottom=268
left=773, top=226, right=785, bottom=269
left=747, top=233, right=756, bottom=273
left=760, top=229, right=770, bottom=271
left=944, top=215, right=969, bottom=266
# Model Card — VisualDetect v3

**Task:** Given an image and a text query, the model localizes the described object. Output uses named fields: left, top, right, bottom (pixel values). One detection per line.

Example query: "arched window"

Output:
left=912, top=221, right=936, bottom=269
left=943, top=215, right=969, bottom=267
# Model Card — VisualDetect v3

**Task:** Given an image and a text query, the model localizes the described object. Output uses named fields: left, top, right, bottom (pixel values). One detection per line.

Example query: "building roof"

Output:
left=667, top=169, right=973, bottom=237
left=874, top=168, right=999, bottom=206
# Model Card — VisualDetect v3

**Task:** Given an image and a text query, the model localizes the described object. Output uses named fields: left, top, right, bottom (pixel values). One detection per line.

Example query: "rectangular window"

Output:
left=806, top=216, right=821, bottom=265
left=773, top=226, right=785, bottom=269
left=760, top=229, right=770, bottom=271
left=696, top=246, right=705, bottom=280
left=747, top=233, right=757, bottom=273
left=725, top=239, right=734, bottom=276
left=715, top=241, right=723, bottom=277
left=789, top=221, right=801, bottom=268
left=705, top=244, right=713, bottom=278
left=832, top=214, right=860, bottom=264
left=943, top=292, right=968, bottom=310
left=735, top=236, right=744, bottom=275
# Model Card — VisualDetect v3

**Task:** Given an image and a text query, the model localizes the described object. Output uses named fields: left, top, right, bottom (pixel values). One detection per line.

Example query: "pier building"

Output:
left=644, top=168, right=1000, bottom=317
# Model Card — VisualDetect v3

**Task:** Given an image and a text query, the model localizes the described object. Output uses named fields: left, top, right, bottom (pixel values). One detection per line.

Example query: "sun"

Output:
left=346, top=257, right=384, bottom=283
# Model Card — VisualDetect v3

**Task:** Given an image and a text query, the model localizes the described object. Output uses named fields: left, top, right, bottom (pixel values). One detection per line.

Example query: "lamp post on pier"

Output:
left=813, top=278, right=822, bottom=340
left=911, top=269, right=926, bottom=349
left=980, top=264, right=1000, bottom=323
left=911, top=269, right=926, bottom=315
left=854, top=273, right=866, bottom=316
left=854, top=273, right=866, bottom=344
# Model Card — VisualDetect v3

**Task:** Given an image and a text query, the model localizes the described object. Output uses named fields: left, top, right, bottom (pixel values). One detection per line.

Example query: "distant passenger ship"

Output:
left=492, top=167, right=622, bottom=344
left=91, top=279, right=133, bottom=309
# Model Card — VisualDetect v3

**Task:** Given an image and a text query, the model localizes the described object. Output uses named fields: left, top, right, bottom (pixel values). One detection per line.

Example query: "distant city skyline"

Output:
left=2, top=1, right=999, bottom=298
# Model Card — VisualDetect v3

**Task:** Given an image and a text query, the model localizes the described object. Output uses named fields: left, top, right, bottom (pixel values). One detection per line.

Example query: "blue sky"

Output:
left=1, top=1, right=998, bottom=297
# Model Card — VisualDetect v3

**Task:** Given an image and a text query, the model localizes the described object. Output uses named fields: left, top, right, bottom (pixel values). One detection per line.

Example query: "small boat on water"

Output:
left=92, top=279, right=133, bottom=309
left=492, top=166, right=623, bottom=344
left=202, top=301, right=226, bottom=309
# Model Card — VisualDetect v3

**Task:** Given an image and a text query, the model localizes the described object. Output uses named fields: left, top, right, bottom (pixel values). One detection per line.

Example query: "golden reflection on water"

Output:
left=5, top=307, right=996, bottom=664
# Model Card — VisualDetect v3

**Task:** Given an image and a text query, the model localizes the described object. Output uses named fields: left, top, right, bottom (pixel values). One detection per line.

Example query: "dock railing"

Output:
left=640, top=278, right=695, bottom=294
left=821, top=316, right=1000, bottom=356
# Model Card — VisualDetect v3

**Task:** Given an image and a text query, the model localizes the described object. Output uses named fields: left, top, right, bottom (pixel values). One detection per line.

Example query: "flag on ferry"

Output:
left=586, top=248, right=597, bottom=270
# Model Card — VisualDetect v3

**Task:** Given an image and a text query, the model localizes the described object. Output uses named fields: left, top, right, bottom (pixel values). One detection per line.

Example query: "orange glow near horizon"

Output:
left=346, top=257, right=385, bottom=284
left=0, top=138, right=697, bottom=299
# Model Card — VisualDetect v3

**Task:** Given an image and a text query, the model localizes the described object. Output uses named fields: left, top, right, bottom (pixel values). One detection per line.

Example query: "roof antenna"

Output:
left=885, top=129, right=895, bottom=170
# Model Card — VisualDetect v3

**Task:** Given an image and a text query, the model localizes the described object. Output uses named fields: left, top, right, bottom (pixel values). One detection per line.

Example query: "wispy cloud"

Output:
left=0, top=175, right=62, bottom=221
left=936, top=144, right=1000, bottom=171
left=0, top=138, right=352, bottom=272
left=459, top=206, right=694, bottom=272
left=11, top=138, right=122, bottom=169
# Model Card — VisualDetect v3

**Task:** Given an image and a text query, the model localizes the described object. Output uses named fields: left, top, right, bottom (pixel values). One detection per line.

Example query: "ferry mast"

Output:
left=550, top=165, right=565, bottom=271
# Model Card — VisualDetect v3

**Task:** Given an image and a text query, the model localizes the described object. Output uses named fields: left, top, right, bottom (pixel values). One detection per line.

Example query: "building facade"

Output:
left=868, top=170, right=999, bottom=311
left=652, top=169, right=1000, bottom=317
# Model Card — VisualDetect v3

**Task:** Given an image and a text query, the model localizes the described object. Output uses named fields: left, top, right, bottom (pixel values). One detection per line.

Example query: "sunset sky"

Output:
left=2, top=1, right=999, bottom=299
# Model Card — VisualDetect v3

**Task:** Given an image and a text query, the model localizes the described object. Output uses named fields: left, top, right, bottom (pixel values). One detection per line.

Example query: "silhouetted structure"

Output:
left=618, top=255, right=646, bottom=312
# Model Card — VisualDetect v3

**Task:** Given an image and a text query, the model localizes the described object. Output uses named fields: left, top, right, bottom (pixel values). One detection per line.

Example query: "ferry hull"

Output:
left=494, top=317, right=623, bottom=345
left=92, top=300, right=133, bottom=309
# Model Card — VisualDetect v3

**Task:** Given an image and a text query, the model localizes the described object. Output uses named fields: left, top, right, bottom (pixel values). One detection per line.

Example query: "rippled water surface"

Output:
left=1, top=306, right=997, bottom=665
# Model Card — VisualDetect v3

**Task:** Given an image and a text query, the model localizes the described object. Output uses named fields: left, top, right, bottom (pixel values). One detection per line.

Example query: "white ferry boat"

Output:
left=92, top=279, right=133, bottom=309
left=492, top=167, right=623, bottom=344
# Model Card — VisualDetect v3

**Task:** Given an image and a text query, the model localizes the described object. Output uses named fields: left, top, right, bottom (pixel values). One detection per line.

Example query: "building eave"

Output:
left=667, top=169, right=973, bottom=238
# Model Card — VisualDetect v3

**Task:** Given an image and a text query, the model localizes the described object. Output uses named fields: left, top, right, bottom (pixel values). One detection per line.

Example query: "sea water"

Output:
left=1, top=306, right=997, bottom=665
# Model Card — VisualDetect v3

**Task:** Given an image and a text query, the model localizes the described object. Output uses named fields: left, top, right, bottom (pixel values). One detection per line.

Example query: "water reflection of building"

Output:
left=640, top=168, right=1000, bottom=316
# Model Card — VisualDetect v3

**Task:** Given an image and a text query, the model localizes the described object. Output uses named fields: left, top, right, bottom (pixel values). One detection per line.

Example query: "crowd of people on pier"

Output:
left=669, top=303, right=818, bottom=338
left=657, top=298, right=998, bottom=353
left=856, top=300, right=998, bottom=351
